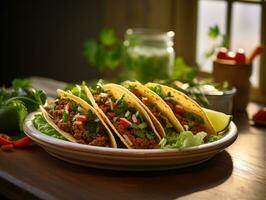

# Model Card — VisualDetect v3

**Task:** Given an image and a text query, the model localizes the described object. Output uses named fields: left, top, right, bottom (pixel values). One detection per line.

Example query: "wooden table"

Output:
left=0, top=102, right=265, bottom=200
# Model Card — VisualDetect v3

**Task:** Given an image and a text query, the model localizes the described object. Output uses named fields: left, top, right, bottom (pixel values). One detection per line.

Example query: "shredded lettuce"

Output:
left=208, top=134, right=224, bottom=142
left=149, top=86, right=165, bottom=98
left=33, top=114, right=65, bottom=140
left=160, top=131, right=207, bottom=149
left=68, top=82, right=91, bottom=104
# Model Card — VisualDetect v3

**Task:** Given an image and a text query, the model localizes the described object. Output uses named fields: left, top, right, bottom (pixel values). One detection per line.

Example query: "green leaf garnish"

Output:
left=160, top=131, right=207, bottom=149
left=33, top=114, right=65, bottom=139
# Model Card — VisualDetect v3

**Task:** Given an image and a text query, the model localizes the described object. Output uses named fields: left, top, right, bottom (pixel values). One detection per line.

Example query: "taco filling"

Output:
left=149, top=86, right=207, bottom=134
left=44, top=98, right=111, bottom=147
left=92, top=91, right=158, bottom=149
left=129, top=88, right=177, bottom=135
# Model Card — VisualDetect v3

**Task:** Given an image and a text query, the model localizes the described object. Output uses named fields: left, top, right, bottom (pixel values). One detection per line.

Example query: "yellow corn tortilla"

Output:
left=122, top=81, right=185, bottom=138
left=145, top=83, right=216, bottom=135
left=40, top=90, right=117, bottom=148
left=84, top=83, right=162, bottom=149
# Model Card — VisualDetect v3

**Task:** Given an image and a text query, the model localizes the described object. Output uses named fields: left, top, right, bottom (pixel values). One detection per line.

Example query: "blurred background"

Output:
left=1, top=0, right=265, bottom=100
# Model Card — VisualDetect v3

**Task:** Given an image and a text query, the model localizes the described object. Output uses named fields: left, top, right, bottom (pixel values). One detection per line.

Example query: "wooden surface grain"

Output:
left=0, top=103, right=265, bottom=200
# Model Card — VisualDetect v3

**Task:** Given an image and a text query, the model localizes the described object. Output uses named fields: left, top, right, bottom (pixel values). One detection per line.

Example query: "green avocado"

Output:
left=0, top=106, right=20, bottom=135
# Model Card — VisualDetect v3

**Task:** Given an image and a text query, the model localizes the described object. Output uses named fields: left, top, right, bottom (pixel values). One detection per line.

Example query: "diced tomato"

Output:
left=119, top=118, right=131, bottom=129
left=76, top=115, right=88, bottom=123
left=64, top=103, right=70, bottom=112
left=0, top=134, right=13, bottom=145
left=174, top=105, right=185, bottom=115
left=105, top=101, right=117, bottom=108
left=73, top=120, right=83, bottom=126
left=113, top=102, right=117, bottom=107
left=13, top=136, right=32, bottom=148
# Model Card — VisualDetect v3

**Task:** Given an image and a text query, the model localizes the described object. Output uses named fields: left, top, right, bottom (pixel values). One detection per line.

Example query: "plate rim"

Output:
left=23, top=112, right=238, bottom=157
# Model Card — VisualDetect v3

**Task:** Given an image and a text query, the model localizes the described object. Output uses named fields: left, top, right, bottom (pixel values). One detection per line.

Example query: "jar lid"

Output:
left=125, top=28, right=175, bottom=46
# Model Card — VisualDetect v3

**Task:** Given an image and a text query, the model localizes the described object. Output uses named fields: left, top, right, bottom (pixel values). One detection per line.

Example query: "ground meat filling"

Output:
left=165, top=101, right=207, bottom=134
left=93, top=93, right=158, bottom=149
left=131, top=89, right=176, bottom=134
left=45, top=99, right=110, bottom=147
left=132, top=89, right=207, bottom=134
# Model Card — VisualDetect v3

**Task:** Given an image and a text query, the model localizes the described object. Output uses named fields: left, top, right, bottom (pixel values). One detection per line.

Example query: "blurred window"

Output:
left=231, top=2, right=261, bottom=86
left=197, top=0, right=264, bottom=87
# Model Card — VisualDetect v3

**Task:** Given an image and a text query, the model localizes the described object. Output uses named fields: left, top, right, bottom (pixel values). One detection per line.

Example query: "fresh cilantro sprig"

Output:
left=171, top=57, right=197, bottom=82
left=0, top=79, right=47, bottom=134
left=83, top=28, right=123, bottom=72
left=204, top=25, right=229, bottom=59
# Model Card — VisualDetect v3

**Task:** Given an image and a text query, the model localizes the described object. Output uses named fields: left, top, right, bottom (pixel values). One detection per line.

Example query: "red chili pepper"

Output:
left=1, top=144, right=14, bottom=151
left=0, top=134, right=13, bottom=145
left=13, top=136, right=31, bottom=148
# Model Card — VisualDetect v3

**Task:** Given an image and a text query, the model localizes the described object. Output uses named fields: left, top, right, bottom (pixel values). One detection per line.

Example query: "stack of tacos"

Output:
left=34, top=81, right=220, bottom=150
left=40, top=89, right=117, bottom=148
left=84, top=83, right=162, bottom=149
left=122, top=81, right=215, bottom=137
left=145, top=82, right=216, bottom=135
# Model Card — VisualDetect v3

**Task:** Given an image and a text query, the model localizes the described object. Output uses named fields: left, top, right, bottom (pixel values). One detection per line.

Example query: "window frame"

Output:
left=195, top=0, right=266, bottom=102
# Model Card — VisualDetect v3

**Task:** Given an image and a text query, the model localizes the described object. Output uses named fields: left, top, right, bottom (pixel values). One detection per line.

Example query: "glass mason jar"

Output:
left=123, top=29, right=175, bottom=82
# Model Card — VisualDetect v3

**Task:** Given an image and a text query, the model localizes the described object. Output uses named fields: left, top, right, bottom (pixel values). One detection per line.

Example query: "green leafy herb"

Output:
left=12, top=79, right=31, bottom=90
left=208, top=134, right=224, bottom=142
left=208, top=25, right=220, bottom=39
left=85, top=110, right=100, bottom=138
left=84, top=27, right=123, bottom=72
left=171, top=57, right=197, bottom=82
left=85, top=118, right=100, bottom=139
left=96, top=80, right=104, bottom=90
left=184, top=112, right=203, bottom=124
left=0, top=79, right=47, bottom=135
left=149, top=86, right=165, bottom=99
left=100, top=28, right=117, bottom=46
left=205, top=25, right=229, bottom=59
left=62, top=110, right=69, bottom=123
left=131, top=122, right=147, bottom=130
left=146, top=132, right=155, bottom=140
left=114, top=96, right=128, bottom=117
left=135, top=131, right=145, bottom=138
left=69, top=82, right=91, bottom=104
left=158, top=114, right=177, bottom=135
left=33, top=114, right=64, bottom=139
left=87, top=110, right=95, bottom=120
left=160, top=131, right=207, bottom=149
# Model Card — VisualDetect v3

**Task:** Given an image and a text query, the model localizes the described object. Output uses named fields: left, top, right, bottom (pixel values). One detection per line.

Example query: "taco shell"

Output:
left=40, top=89, right=117, bottom=148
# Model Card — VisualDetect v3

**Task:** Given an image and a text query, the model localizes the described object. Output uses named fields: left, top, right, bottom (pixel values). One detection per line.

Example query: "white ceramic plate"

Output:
left=23, top=112, right=238, bottom=171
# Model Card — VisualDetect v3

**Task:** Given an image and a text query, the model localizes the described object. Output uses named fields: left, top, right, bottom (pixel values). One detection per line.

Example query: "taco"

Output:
left=145, top=83, right=216, bottom=135
left=40, top=89, right=117, bottom=148
left=84, top=82, right=161, bottom=149
left=122, top=81, right=184, bottom=138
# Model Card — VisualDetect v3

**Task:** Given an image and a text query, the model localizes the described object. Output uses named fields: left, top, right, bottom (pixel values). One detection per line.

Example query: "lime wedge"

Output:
left=203, top=108, right=232, bottom=133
